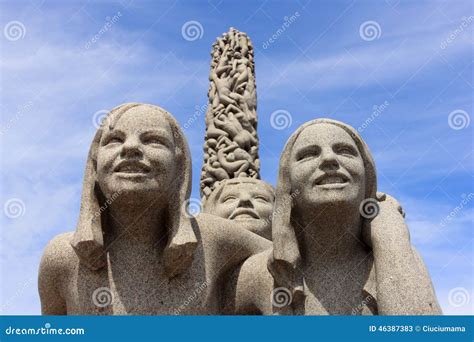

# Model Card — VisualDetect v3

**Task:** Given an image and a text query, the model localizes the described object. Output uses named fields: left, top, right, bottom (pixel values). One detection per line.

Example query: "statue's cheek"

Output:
left=148, top=149, right=175, bottom=168
left=296, top=163, right=317, bottom=182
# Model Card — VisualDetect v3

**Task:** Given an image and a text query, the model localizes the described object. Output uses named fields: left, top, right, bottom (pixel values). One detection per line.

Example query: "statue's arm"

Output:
left=38, top=234, right=69, bottom=315
left=233, top=250, right=273, bottom=315
left=411, top=246, right=442, bottom=313
left=220, top=220, right=272, bottom=269
left=199, top=214, right=271, bottom=273
left=369, top=194, right=441, bottom=315
left=219, top=224, right=273, bottom=314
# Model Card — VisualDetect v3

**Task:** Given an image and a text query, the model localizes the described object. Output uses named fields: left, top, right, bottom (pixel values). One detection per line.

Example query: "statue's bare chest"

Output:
left=63, top=247, right=216, bottom=315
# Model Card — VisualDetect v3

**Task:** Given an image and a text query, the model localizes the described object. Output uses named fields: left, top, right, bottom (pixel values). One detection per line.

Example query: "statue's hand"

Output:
left=374, top=192, right=406, bottom=218
left=362, top=192, right=409, bottom=249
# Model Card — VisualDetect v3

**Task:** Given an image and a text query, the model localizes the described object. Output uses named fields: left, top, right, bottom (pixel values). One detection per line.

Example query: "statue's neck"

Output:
left=294, top=204, right=364, bottom=269
left=106, top=198, right=166, bottom=248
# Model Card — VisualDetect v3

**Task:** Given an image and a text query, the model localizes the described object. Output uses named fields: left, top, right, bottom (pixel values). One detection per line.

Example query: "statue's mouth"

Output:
left=229, top=208, right=260, bottom=220
left=314, top=172, right=349, bottom=187
left=114, top=161, right=151, bottom=174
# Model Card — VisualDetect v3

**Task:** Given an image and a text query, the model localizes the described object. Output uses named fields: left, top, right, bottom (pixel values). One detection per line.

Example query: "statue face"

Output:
left=213, top=182, right=274, bottom=222
left=96, top=107, right=177, bottom=201
left=289, top=124, right=365, bottom=210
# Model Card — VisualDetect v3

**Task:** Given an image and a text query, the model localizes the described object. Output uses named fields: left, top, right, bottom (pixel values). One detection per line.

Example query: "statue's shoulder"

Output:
left=239, top=248, right=272, bottom=284
left=40, top=232, right=78, bottom=277
left=39, top=232, right=77, bottom=314
left=234, top=249, right=273, bottom=314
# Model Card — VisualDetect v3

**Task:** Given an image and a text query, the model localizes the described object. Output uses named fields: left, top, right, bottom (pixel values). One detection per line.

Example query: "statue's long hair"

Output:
left=268, top=118, right=377, bottom=313
left=70, top=103, right=197, bottom=278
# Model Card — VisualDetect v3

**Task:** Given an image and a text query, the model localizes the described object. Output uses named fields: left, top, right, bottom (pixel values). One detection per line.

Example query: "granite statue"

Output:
left=38, top=103, right=270, bottom=315
left=202, top=178, right=274, bottom=240
left=231, top=119, right=441, bottom=315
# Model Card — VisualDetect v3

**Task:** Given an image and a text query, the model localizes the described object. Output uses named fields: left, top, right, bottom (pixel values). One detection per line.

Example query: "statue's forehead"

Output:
left=293, top=124, right=356, bottom=149
left=220, top=181, right=273, bottom=196
left=110, top=107, right=172, bottom=132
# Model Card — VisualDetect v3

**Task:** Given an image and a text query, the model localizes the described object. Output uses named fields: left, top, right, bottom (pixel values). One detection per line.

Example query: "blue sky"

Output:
left=0, top=0, right=472, bottom=315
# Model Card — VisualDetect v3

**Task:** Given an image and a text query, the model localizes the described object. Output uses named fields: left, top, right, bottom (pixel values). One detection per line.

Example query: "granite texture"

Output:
left=39, top=28, right=441, bottom=316
left=231, top=119, right=442, bottom=315
left=200, top=28, right=260, bottom=199
left=202, top=178, right=274, bottom=240
left=38, top=103, right=271, bottom=315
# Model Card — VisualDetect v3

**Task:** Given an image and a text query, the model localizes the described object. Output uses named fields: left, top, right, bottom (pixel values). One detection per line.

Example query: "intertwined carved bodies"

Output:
left=201, top=28, right=260, bottom=199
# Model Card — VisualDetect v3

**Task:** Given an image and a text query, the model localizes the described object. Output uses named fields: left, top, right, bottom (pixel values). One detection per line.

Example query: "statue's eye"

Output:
left=223, top=196, right=237, bottom=203
left=334, top=144, right=357, bottom=156
left=141, top=133, right=170, bottom=147
left=296, top=147, right=320, bottom=161
left=254, top=195, right=269, bottom=203
left=143, top=136, right=161, bottom=145
left=104, top=135, right=123, bottom=145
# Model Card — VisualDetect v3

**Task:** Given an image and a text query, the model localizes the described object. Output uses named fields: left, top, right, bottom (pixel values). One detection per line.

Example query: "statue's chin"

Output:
left=302, top=184, right=363, bottom=206
left=101, top=181, right=165, bottom=205
left=298, top=193, right=362, bottom=212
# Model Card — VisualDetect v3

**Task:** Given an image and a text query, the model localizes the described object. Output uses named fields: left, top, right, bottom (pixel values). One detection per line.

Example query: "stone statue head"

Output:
left=269, top=118, right=376, bottom=305
left=288, top=121, right=374, bottom=215
left=71, top=103, right=197, bottom=278
left=203, top=178, right=274, bottom=240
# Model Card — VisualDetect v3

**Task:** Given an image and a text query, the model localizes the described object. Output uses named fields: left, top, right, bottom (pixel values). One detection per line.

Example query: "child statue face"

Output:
left=96, top=107, right=178, bottom=201
left=213, top=181, right=274, bottom=222
left=289, top=123, right=366, bottom=211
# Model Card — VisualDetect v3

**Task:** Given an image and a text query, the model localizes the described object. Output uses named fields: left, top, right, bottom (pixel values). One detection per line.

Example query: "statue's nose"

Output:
left=120, top=137, right=142, bottom=158
left=319, top=149, right=339, bottom=171
left=237, top=196, right=254, bottom=208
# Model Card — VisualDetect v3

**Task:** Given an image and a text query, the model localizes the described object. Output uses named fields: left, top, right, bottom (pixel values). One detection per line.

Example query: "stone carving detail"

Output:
left=230, top=119, right=442, bottom=315
left=38, top=103, right=271, bottom=315
left=36, top=29, right=441, bottom=317
left=200, top=28, right=260, bottom=200
left=202, top=178, right=274, bottom=240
